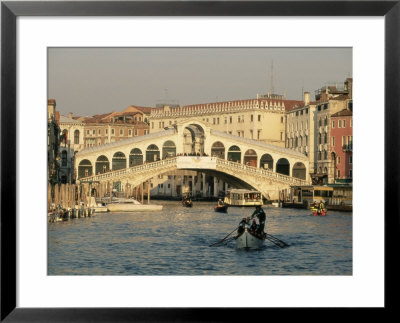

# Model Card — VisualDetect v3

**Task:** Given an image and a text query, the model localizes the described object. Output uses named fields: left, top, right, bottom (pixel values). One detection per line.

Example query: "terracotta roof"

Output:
left=331, top=109, right=352, bottom=117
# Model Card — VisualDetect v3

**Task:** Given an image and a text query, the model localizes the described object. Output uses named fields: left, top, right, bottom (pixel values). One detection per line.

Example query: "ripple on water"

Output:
left=48, top=203, right=352, bottom=275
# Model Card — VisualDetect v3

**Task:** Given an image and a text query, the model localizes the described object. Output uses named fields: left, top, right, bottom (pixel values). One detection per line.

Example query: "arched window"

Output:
left=74, top=130, right=80, bottom=144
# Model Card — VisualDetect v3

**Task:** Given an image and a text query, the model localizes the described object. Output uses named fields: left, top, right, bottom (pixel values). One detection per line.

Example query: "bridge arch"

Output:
left=211, top=141, right=225, bottom=159
left=227, top=145, right=241, bottom=163
left=260, top=153, right=273, bottom=170
left=276, top=158, right=290, bottom=176
left=129, top=148, right=143, bottom=167
left=78, top=159, right=92, bottom=178
left=112, top=152, right=127, bottom=170
left=292, top=162, right=307, bottom=180
left=146, top=144, right=160, bottom=162
left=162, top=140, right=176, bottom=159
left=95, top=155, right=110, bottom=174
left=182, top=123, right=205, bottom=155
left=243, top=149, right=257, bottom=167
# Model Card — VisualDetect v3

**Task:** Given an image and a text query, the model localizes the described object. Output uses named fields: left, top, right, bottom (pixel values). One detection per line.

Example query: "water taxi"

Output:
left=223, top=189, right=263, bottom=207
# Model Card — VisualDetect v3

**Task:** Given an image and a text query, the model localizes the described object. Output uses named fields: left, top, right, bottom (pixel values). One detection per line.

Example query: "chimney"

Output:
left=48, top=99, right=56, bottom=120
left=68, top=112, right=73, bottom=119
left=304, top=92, right=310, bottom=106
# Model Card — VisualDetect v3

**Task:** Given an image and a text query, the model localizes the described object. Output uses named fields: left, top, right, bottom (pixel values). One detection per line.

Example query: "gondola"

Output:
left=235, top=227, right=265, bottom=249
left=214, top=204, right=228, bottom=213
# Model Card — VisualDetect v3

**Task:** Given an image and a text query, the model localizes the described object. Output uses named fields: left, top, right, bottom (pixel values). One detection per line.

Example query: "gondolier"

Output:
left=251, top=205, right=266, bottom=235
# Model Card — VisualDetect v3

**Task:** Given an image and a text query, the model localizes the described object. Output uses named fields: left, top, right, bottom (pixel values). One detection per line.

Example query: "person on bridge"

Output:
left=251, top=205, right=266, bottom=236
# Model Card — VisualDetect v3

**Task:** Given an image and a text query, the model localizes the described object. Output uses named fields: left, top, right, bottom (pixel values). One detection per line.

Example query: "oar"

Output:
left=209, top=227, right=238, bottom=247
left=266, top=234, right=289, bottom=248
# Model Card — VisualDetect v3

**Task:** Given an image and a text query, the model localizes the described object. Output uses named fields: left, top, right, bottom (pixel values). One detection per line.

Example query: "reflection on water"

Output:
left=48, top=201, right=352, bottom=275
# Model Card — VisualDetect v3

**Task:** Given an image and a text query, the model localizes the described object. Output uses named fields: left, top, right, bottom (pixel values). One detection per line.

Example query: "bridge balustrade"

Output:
left=80, top=156, right=308, bottom=186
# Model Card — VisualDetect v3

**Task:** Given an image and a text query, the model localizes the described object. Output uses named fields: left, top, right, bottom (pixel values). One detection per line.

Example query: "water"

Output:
left=48, top=202, right=352, bottom=275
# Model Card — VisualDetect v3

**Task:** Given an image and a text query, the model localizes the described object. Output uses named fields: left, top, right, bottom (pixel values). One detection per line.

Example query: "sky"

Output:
left=48, top=47, right=352, bottom=116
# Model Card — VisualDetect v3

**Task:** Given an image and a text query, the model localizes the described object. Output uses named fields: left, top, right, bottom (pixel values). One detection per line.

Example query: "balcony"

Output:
left=342, top=144, right=353, bottom=152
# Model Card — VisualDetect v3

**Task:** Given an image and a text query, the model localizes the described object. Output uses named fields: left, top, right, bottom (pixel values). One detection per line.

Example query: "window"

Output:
left=306, top=108, right=308, bottom=114
left=213, top=118, right=216, bottom=124
left=332, top=120, right=335, bottom=128
left=134, top=129, right=138, bottom=136
left=324, top=133, right=327, bottom=144
left=144, top=130, right=149, bottom=135
left=343, top=120, right=346, bottom=127
left=128, top=129, right=132, bottom=136
left=351, top=119, right=353, bottom=127
left=237, top=116, right=241, bottom=123
left=342, top=136, right=345, bottom=146
left=349, top=156, right=352, bottom=164
left=251, top=115, right=254, bottom=122
left=224, top=117, right=227, bottom=124
left=257, top=130, right=261, bottom=140
left=258, top=115, right=261, bottom=122
left=337, top=156, right=341, bottom=164
left=319, top=119, right=322, bottom=127
left=86, top=130, right=90, bottom=135
left=250, top=130, right=253, bottom=139
left=281, top=116, right=284, bottom=123
left=74, top=130, right=79, bottom=144
left=280, top=132, right=283, bottom=141
left=338, top=120, right=342, bottom=128
left=111, top=129, right=115, bottom=135
left=92, top=129, right=96, bottom=135
left=237, top=131, right=241, bottom=137
left=318, top=105, right=321, bottom=111
left=324, top=117, right=328, bottom=126
left=119, top=129, right=123, bottom=135
left=98, top=129, right=101, bottom=135
left=106, top=128, right=108, bottom=134
left=229, top=116, right=232, bottom=123
left=332, top=136, right=335, bottom=147
left=349, top=170, right=352, bottom=177
left=337, top=170, right=341, bottom=178
left=61, top=151, right=67, bottom=166
left=319, top=133, right=322, bottom=144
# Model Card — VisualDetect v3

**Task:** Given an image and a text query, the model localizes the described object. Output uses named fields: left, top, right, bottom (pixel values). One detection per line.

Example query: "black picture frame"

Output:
left=1, top=1, right=399, bottom=321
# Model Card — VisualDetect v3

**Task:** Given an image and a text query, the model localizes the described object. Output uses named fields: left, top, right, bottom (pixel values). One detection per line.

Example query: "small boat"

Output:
left=102, top=197, right=163, bottom=212
left=214, top=204, right=228, bottom=213
left=182, top=199, right=193, bottom=207
left=312, top=210, right=327, bottom=216
left=235, top=227, right=265, bottom=249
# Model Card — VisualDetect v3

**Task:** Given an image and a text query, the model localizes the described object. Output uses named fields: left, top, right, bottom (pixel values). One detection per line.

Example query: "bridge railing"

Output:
left=79, top=157, right=178, bottom=183
left=215, top=158, right=308, bottom=185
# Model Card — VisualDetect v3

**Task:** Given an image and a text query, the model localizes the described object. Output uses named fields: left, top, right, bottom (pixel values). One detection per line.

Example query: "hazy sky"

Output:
left=48, top=47, right=352, bottom=116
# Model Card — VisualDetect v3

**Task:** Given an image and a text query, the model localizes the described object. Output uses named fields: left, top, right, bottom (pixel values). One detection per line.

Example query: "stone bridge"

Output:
left=75, top=119, right=310, bottom=199
left=79, top=156, right=308, bottom=200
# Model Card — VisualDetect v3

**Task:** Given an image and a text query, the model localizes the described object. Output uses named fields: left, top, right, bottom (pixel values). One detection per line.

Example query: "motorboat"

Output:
left=101, top=197, right=163, bottom=212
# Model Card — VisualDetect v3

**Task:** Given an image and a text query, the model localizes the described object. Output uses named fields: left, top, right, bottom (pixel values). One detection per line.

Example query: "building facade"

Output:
left=330, top=109, right=353, bottom=183
left=149, top=94, right=303, bottom=147
left=285, top=78, right=353, bottom=184
left=47, top=99, right=61, bottom=184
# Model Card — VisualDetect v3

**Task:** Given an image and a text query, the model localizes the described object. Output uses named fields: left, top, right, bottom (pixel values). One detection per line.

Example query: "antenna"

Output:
left=270, top=59, right=274, bottom=95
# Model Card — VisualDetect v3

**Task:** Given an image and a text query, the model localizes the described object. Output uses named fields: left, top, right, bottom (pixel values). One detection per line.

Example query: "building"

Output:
left=285, top=78, right=353, bottom=184
left=314, top=78, right=352, bottom=183
left=47, top=99, right=61, bottom=184
left=149, top=94, right=303, bottom=147
left=285, top=92, right=317, bottom=176
left=330, top=108, right=353, bottom=183
left=80, top=106, right=150, bottom=148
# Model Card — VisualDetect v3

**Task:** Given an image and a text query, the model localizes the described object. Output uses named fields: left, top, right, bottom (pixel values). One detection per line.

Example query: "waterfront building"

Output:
left=47, top=99, right=61, bottom=184
left=330, top=108, right=353, bottom=183
left=149, top=94, right=303, bottom=147
left=285, top=78, right=352, bottom=184
left=285, top=92, right=317, bottom=178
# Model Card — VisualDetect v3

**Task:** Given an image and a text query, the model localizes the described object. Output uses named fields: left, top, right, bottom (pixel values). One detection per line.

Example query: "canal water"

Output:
left=48, top=201, right=352, bottom=275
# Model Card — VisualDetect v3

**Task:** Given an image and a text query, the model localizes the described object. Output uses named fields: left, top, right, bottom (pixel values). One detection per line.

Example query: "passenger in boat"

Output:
left=251, top=205, right=266, bottom=235
left=237, top=218, right=247, bottom=235
left=318, top=200, right=325, bottom=213
left=250, top=219, right=258, bottom=233
left=217, top=199, right=224, bottom=206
